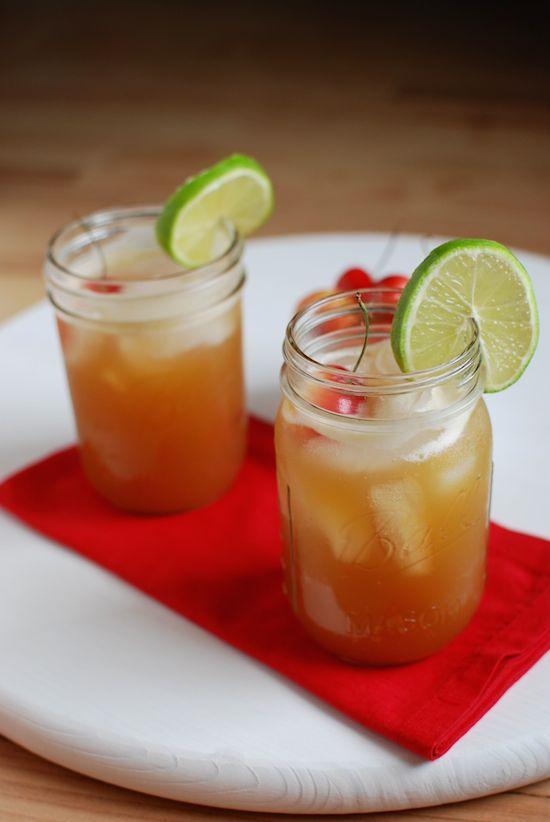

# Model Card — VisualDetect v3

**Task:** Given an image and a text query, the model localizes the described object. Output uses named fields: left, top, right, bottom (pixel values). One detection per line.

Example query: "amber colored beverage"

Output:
left=275, top=292, right=492, bottom=664
left=45, top=207, right=246, bottom=513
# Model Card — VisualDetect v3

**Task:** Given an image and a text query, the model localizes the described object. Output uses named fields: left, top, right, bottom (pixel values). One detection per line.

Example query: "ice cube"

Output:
left=368, top=479, right=433, bottom=575
left=404, top=404, right=472, bottom=462
left=118, top=305, right=238, bottom=369
left=281, top=391, right=388, bottom=464
left=304, top=432, right=396, bottom=475
left=337, top=509, right=393, bottom=568
left=283, top=459, right=372, bottom=565
left=434, top=451, right=480, bottom=507
left=300, top=579, right=348, bottom=634
left=354, top=337, right=401, bottom=377
left=368, top=389, right=434, bottom=421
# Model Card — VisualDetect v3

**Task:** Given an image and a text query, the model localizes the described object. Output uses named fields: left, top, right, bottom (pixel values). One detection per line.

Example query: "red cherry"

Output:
left=336, top=267, right=373, bottom=291
left=85, top=281, right=122, bottom=294
left=324, top=393, right=361, bottom=415
left=313, top=364, right=365, bottom=416
left=376, top=274, right=409, bottom=313
left=378, top=274, right=409, bottom=290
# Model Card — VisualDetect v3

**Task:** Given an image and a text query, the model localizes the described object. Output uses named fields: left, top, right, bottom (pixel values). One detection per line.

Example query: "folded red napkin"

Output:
left=1, top=416, right=549, bottom=759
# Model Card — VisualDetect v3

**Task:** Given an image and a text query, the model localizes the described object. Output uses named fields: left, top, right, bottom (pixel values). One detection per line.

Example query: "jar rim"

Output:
left=284, top=288, right=482, bottom=395
left=45, top=204, right=244, bottom=298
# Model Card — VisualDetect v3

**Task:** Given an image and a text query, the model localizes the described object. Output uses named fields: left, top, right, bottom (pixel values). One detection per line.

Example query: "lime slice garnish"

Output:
left=391, top=239, right=539, bottom=392
left=156, top=153, right=273, bottom=267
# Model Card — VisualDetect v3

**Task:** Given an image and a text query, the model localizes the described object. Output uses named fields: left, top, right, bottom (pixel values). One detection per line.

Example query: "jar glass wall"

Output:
left=44, top=207, right=246, bottom=513
left=275, top=290, right=492, bottom=665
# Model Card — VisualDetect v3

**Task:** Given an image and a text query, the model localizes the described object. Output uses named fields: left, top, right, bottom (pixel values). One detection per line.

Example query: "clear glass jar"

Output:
left=275, top=290, right=492, bottom=664
left=44, top=206, right=246, bottom=513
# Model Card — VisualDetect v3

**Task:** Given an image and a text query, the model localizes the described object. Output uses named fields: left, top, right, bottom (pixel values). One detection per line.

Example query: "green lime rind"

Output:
left=156, top=153, right=274, bottom=267
left=390, top=238, right=539, bottom=393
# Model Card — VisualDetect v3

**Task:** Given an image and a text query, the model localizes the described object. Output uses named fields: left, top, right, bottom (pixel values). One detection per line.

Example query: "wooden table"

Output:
left=1, top=2, right=549, bottom=818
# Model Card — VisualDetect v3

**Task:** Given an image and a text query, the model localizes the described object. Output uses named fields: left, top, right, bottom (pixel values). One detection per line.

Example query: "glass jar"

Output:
left=275, top=290, right=492, bottom=664
left=44, top=206, right=246, bottom=513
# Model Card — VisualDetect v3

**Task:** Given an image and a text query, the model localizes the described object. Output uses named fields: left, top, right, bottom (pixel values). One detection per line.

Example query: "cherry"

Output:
left=336, top=267, right=373, bottom=292
left=323, top=393, right=361, bottom=415
left=376, top=274, right=409, bottom=316
left=378, top=274, right=409, bottom=290
left=85, top=281, right=122, bottom=294
left=312, top=364, right=364, bottom=416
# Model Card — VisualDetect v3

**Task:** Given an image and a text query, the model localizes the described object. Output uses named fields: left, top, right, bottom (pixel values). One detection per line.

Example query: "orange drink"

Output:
left=275, top=291, right=492, bottom=664
left=45, top=207, right=246, bottom=513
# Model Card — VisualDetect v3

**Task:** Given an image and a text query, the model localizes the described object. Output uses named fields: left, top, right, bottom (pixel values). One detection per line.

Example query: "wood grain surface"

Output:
left=1, top=1, right=549, bottom=818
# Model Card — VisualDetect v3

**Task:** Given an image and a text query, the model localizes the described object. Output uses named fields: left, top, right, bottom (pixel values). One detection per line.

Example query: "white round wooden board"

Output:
left=0, top=233, right=549, bottom=815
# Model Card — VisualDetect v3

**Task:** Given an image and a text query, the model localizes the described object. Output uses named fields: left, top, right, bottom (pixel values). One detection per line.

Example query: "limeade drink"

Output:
left=276, top=241, right=538, bottom=664
left=46, top=208, right=246, bottom=512
left=44, top=155, right=273, bottom=513
left=276, top=297, right=491, bottom=663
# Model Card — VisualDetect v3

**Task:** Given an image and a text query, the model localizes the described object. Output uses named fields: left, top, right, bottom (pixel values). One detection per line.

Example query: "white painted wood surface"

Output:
left=0, top=233, right=548, bottom=814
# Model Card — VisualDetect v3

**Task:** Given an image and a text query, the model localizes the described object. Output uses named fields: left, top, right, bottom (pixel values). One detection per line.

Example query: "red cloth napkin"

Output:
left=1, top=416, right=549, bottom=760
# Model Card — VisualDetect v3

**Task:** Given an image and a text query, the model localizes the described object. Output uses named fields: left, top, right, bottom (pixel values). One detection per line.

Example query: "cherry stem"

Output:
left=352, top=292, right=369, bottom=373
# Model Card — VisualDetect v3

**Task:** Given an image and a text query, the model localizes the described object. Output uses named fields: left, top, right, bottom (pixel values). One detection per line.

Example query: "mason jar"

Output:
left=44, top=206, right=246, bottom=513
left=275, top=290, right=492, bottom=665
